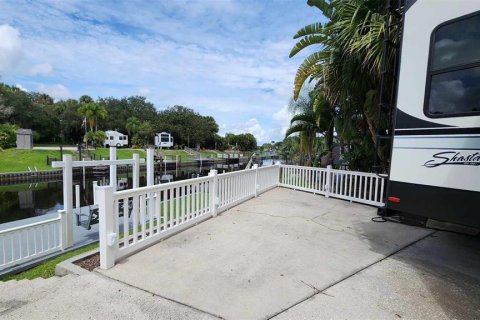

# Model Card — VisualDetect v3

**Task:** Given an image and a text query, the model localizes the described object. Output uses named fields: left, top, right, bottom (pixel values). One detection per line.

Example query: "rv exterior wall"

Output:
left=387, top=0, right=480, bottom=228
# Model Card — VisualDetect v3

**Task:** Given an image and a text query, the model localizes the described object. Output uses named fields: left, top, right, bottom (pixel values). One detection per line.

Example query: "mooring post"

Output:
left=62, top=154, right=74, bottom=248
left=147, top=148, right=154, bottom=186
left=109, top=146, right=117, bottom=189
left=133, top=153, right=140, bottom=189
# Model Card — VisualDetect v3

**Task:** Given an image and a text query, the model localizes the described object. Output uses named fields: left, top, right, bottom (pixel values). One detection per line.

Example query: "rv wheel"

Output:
left=116, top=143, right=121, bottom=147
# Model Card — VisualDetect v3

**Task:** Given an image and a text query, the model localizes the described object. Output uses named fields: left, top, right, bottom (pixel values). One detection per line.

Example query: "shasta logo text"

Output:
left=424, top=151, right=480, bottom=168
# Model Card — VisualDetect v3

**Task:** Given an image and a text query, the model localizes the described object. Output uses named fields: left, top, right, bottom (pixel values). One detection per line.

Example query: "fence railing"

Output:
left=97, top=164, right=386, bottom=269
left=279, top=165, right=385, bottom=207
left=0, top=211, right=66, bottom=271
left=97, top=165, right=281, bottom=269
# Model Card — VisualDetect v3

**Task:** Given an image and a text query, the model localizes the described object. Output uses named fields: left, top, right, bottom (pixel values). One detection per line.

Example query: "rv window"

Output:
left=110, top=136, right=114, bottom=140
left=426, top=12, right=480, bottom=117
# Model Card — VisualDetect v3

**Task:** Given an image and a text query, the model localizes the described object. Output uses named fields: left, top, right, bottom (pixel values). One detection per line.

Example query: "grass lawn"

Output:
left=158, top=149, right=192, bottom=162
left=200, top=150, right=221, bottom=158
left=159, top=149, right=223, bottom=161
left=87, top=148, right=145, bottom=160
left=0, top=242, right=99, bottom=281
left=0, top=149, right=73, bottom=173
left=0, top=182, right=48, bottom=192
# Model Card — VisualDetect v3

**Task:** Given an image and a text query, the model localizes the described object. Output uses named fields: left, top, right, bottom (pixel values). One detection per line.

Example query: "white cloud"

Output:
left=220, top=118, right=269, bottom=144
left=138, top=88, right=151, bottom=96
left=29, top=62, right=53, bottom=76
left=15, top=83, right=28, bottom=91
left=37, top=84, right=71, bottom=100
left=0, top=24, right=21, bottom=74
left=272, top=104, right=291, bottom=139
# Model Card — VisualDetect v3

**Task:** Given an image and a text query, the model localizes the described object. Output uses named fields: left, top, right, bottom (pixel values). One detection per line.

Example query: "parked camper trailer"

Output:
left=385, top=0, right=480, bottom=229
left=154, top=132, right=174, bottom=149
left=104, top=130, right=128, bottom=148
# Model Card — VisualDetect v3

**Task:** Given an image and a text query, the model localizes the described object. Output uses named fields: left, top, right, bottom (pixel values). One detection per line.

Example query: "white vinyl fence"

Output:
left=279, top=165, right=386, bottom=207
left=0, top=211, right=66, bottom=271
left=97, top=164, right=386, bottom=269
left=97, top=165, right=281, bottom=269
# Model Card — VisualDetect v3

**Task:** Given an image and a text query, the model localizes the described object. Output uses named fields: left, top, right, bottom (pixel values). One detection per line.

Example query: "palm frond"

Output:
left=292, top=23, right=324, bottom=39
left=307, top=0, right=333, bottom=18
left=293, top=52, right=327, bottom=100
left=285, top=123, right=313, bottom=138
left=290, top=113, right=316, bottom=125
left=289, top=35, right=327, bottom=58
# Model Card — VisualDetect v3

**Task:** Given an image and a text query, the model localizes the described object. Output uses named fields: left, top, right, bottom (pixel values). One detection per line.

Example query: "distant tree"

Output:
left=126, top=116, right=141, bottom=138
left=79, top=95, right=93, bottom=104
left=236, top=133, right=257, bottom=151
left=78, top=102, right=107, bottom=132
left=56, top=99, right=82, bottom=143
left=84, top=130, right=106, bottom=148
left=156, top=105, right=218, bottom=148
left=132, top=121, right=155, bottom=147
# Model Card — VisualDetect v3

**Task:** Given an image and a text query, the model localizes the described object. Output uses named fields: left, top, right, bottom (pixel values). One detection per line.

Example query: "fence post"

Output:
left=208, top=169, right=218, bottom=217
left=75, top=184, right=80, bottom=210
left=62, top=154, right=74, bottom=248
left=97, top=186, right=116, bottom=269
left=58, top=210, right=68, bottom=250
left=147, top=148, right=154, bottom=186
left=253, top=164, right=259, bottom=197
left=92, top=181, right=98, bottom=204
left=132, top=153, right=140, bottom=189
left=109, top=146, right=117, bottom=189
left=325, top=165, right=332, bottom=198
left=277, top=164, right=281, bottom=186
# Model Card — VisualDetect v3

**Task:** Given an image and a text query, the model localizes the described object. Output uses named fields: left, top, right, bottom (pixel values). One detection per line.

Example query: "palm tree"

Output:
left=126, top=116, right=141, bottom=138
left=290, top=0, right=400, bottom=170
left=78, top=102, right=107, bottom=132
left=285, top=90, right=333, bottom=166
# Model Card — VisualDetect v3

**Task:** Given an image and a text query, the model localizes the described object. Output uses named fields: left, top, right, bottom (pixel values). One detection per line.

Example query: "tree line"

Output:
left=0, top=83, right=257, bottom=151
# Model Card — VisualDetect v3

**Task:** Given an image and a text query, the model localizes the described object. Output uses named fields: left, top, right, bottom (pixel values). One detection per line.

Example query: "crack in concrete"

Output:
left=299, top=280, right=320, bottom=293
left=235, top=209, right=360, bottom=236
left=94, top=272, right=225, bottom=319
left=266, top=231, right=438, bottom=319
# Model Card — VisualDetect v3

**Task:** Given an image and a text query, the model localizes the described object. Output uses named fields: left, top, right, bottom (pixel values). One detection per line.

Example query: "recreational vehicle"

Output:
left=154, top=132, right=174, bottom=149
left=384, top=0, right=480, bottom=229
left=104, top=130, right=128, bottom=148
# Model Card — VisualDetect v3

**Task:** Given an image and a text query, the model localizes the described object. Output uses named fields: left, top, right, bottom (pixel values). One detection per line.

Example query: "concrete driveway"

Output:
left=99, top=188, right=438, bottom=319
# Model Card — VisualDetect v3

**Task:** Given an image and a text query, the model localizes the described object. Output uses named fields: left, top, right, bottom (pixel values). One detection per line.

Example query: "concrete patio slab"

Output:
left=273, top=231, right=480, bottom=320
left=99, top=188, right=434, bottom=320
left=0, top=273, right=217, bottom=320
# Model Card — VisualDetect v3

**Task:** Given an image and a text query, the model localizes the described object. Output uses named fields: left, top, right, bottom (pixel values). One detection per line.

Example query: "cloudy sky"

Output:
left=0, top=0, right=323, bottom=144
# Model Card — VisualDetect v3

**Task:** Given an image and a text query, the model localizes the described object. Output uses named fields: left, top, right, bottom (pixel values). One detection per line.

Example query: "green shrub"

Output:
left=0, top=123, right=17, bottom=149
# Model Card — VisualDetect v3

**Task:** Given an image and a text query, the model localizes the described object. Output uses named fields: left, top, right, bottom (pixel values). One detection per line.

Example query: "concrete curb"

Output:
left=55, top=248, right=99, bottom=277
